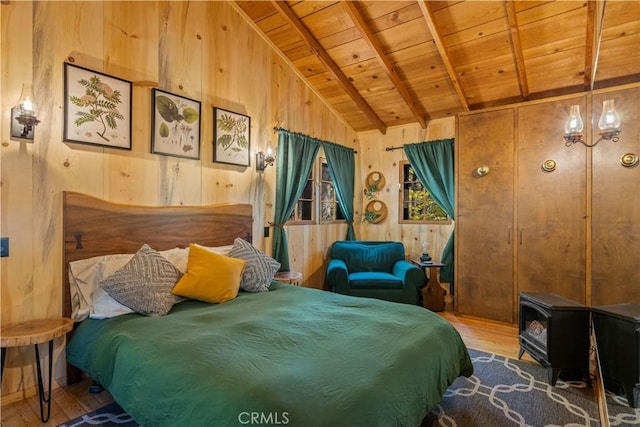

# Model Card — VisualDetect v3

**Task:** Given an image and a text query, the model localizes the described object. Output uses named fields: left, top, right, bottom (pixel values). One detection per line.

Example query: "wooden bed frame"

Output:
left=62, top=191, right=253, bottom=383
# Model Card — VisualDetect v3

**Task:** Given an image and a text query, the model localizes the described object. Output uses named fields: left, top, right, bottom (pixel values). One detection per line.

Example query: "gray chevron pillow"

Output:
left=228, top=238, right=280, bottom=292
left=100, top=244, right=183, bottom=316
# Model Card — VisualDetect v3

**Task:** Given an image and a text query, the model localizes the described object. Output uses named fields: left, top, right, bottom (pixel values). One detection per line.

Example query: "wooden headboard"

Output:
left=62, top=191, right=253, bottom=320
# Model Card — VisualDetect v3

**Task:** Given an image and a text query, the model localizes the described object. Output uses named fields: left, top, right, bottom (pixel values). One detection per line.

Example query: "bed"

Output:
left=62, top=192, right=473, bottom=427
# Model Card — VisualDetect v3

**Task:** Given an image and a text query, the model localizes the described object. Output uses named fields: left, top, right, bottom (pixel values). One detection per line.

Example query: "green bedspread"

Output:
left=67, top=283, right=472, bottom=427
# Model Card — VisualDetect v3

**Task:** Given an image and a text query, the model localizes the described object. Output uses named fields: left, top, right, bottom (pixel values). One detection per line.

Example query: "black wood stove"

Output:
left=518, top=292, right=591, bottom=386
left=592, top=303, right=640, bottom=408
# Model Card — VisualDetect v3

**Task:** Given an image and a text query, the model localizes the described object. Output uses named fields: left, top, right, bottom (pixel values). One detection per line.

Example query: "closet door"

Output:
left=456, top=109, right=515, bottom=323
left=591, top=86, right=640, bottom=306
left=517, top=97, right=587, bottom=303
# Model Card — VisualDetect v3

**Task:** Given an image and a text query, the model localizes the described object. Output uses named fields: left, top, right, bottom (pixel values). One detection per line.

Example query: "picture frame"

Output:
left=213, top=107, right=250, bottom=167
left=63, top=62, right=132, bottom=149
left=151, top=89, right=201, bottom=160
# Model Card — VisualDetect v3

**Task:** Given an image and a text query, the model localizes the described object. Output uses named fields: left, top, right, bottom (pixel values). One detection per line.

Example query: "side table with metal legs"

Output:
left=1, top=318, right=74, bottom=422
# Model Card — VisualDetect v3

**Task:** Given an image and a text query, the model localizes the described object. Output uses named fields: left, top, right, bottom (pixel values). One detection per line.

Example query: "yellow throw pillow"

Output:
left=172, top=243, right=246, bottom=303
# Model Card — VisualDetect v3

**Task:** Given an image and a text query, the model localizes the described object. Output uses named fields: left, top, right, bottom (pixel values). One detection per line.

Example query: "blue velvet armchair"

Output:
left=326, top=241, right=423, bottom=305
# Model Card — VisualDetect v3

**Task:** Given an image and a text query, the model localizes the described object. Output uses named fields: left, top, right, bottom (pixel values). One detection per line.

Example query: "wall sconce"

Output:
left=256, top=147, right=275, bottom=171
left=564, top=99, right=621, bottom=148
left=11, top=83, right=40, bottom=140
left=597, top=99, right=621, bottom=142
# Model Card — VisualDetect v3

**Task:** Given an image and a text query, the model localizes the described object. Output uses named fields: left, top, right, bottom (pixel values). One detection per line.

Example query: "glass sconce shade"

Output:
left=564, top=105, right=584, bottom=135
left=564, top=100, right=622, bottom=147
left=14, top=83, right=37, bottom=117
left=255, top=146, right=275, bottom=171
left=11, top=83, right=40, bottom=140
left=598, top=99, right=620, bottom=131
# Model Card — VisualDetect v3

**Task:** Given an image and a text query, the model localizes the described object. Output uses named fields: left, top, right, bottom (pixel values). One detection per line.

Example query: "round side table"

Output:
left=1, top=317, right=74, bottom=422
left=274, top=271, right=303, bottom=286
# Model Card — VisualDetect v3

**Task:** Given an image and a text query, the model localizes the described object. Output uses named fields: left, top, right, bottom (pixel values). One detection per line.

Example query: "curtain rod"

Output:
left=272, top=127, right=358, bottom=154
left=385, top=145, right=403, bottom=151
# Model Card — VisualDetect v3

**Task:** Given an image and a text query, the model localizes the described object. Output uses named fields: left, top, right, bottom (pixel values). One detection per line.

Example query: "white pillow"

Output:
left=69, top=247, right=188, bottom=320
left=69, top=253, right=133, bottom=320
left=195, top=243, right=234, bottom=256
left=68, top=245, right=233, bottom=320
left=90, top=288, right=135, bottom=319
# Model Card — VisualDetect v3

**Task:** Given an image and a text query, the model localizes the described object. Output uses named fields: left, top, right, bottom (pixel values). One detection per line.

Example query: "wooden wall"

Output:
left=0, top=1, right=358, bottom=401
left=455, top=84, right=640, bottom=323
left=5, top=0, right=633, bottom=405
left=358, top=118, right=456, bottom=267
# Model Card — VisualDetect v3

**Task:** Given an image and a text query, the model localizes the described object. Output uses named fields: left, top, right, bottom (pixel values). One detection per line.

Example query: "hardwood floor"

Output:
left=439, top=310, right=533, bottom=361
left=0, top=309, right=526, bottom=426
left=0, top=377, right=114, bottom=427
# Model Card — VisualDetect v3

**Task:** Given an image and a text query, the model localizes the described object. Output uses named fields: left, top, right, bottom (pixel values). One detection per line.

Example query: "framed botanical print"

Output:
left=63, top=62, right=132, bottom=149
left=213, top=107, right=250, bottom=167
left=151, top=89, right=201, bottom=160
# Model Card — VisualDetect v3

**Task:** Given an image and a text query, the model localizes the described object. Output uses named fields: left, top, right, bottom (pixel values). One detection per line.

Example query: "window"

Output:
left=320, top=159, right=345, bottom=223
left=399, top=161, right=449, bottom=223
left=288, top=168, right=315, bottom=224
left=287, top=157, right=345, bottom=224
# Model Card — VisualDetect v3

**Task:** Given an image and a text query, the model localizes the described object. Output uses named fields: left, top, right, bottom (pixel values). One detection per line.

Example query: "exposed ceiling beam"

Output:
left=504, top=1, right=530, bottom=100
left=585, top=0, right=599, bottom=90
left=342, top=1, right=429, bottom=129
left=271, top=1, right=387, bottom=134
left=417, top=0, right=469, bottom=112
left=229, top=1, right=354, bottom=131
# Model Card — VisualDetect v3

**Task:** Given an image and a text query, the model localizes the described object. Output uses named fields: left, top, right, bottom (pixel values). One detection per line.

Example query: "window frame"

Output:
left=286, top=165, right=316, bottom=225
left=398, top=160, right=451, bottom=225
left=285, top=156, right=346, bottom=225
left=319, top=157, right=346, bottom=224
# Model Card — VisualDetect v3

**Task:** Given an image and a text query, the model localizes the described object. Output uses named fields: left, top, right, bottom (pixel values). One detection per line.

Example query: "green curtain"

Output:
left=403, top=138, right=455, bottom=290
left=321, top=141, right=356, bottom=240
left=272, top=129, right=321, bottom=271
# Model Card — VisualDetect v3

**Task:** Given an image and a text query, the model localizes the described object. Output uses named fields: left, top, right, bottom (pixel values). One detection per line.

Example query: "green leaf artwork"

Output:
left=182, top=108, right=198, bottom=124
left=363, top=210, right=381, bottom=223
left=159, top=123, right=169, bottom=138
left=69, top=76, right=124, bottom=142
left=152, top=90, right=201, bottom=158
left=216, top=113, right=249, bottom=151
left=214, top=108, right=250, bottom=166
left=156, top=95, right=183, bottom=122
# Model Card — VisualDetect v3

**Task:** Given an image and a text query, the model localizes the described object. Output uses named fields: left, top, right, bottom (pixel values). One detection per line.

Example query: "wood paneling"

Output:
left=358, top=119, right=456, bottom=272
left=236, top=0, right=640, bottom=133
left=456, top=85, right=639, bottom=322
left=517, top=96, right=588, bottom=303
left=0, top=0, right=358, bottom=399
left=591, top=86, right=640, bottom=306
left=456, top=109, right=515, bottom=323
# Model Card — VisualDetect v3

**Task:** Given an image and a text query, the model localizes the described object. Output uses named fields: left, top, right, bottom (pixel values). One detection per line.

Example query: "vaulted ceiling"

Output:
left=233, top=1, right=640, bottom=134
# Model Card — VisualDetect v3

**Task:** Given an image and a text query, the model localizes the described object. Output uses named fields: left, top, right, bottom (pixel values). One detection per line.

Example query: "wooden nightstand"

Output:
left=412, top=260, right=446, bottom=312
left=1, top=317, right=74, bottom=422
left=274, top=271, right=303, bottom=286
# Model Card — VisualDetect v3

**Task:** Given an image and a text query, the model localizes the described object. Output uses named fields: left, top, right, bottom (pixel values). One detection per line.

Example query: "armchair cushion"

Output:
left=349, top=272, right=403, bottom=290
left=326, top=241, right=423, bottom=305
left=329, top=241, right=405, bottom=273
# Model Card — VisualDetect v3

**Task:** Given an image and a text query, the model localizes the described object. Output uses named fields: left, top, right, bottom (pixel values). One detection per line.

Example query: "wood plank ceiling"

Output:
left=233, top=1, right=640, bottom=134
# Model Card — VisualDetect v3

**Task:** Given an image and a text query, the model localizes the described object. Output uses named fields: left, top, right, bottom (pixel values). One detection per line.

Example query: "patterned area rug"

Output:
left=57, top=402, right=136, bottom=427
left=59, top=349, right=640, bottom=427
left=425, top=349, right=640, bottom=427
left=607, top=390, right=640, bottom=426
